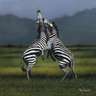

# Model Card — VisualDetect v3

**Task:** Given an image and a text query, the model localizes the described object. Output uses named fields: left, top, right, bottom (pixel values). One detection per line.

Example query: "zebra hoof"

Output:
left=64, top=71, right=77, bottom=80
left=61, top=72, right=69, bottom=81
left=61, top=71, right=74, bottom=81
left=72, top=72, right=78, bottom=80
left=67, top=71, right=75, bottom=79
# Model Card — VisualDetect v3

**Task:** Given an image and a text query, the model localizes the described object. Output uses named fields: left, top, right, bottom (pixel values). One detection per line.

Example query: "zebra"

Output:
left=22, top=10, right=48, bottom=80
left=44, top=20, right=77, bottom=80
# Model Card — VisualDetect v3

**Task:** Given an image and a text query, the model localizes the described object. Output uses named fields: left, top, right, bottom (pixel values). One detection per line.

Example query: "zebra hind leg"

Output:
left=69, top=61, right=78, bottom=79
left=26, top=57, right=37, bottom=80
left=21, top=63, right=32, bottom=80
left=70, top=67, right=78, bottom=80
left=26, top=67, right=32, bottom=80
left=21, top=63, right=31, bottom=80
left=59, top=64, right=71, bottom=80
left=26, top=63, right=34, bottom=80
left=59, top=65, right=77, bottom=80
left=62, top=67, right=77, bottom=80
left=61, top=67, right=73, bottom=80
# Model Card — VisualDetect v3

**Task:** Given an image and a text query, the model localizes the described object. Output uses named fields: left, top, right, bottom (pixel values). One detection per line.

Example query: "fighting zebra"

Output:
left=22, top=10, right=48, bottom=80
left=44, top=21, right=77, bottom=80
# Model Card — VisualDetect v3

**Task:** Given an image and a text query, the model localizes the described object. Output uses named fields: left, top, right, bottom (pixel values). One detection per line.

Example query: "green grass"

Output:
left=0, top=46, right=96, bottom=96
left=0, top=76, right=96, bottom=96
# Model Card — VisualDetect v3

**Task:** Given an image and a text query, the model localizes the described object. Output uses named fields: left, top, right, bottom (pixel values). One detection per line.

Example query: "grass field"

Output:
left=0, top=46, right=96, bottom=96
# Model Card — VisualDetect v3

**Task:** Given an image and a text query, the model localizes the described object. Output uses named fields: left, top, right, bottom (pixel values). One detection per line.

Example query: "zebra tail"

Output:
left=20, top=55, right=27, bottom=72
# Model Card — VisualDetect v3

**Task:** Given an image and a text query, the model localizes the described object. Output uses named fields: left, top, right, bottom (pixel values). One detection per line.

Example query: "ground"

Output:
left=0, top=46, right=96, bottom=96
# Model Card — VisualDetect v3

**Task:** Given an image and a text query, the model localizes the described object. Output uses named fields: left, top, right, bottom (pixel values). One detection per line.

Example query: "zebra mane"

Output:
left=51, top=21, right=59, bottom=38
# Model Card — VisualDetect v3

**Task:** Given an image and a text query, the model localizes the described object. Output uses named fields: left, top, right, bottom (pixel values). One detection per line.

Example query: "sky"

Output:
left=0, top=0, right=96, bottom=19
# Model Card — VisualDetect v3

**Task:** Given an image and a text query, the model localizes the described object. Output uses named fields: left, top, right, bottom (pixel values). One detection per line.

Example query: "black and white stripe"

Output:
left=45, top=22, right=77, bottom=79
left=23, top=24, right=47, bottom=79
left=22, top=10, right=48, bottom=80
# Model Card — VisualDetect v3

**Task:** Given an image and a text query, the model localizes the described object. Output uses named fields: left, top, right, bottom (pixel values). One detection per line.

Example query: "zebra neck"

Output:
left=49, top=34, right=57, bottom=38
left=40, top=31, right=46, bottom=38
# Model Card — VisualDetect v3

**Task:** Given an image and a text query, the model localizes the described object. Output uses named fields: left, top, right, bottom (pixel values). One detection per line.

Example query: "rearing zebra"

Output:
left=22, top=10, right=48, bottom=80
left=44, top=21, right=77, bottom=80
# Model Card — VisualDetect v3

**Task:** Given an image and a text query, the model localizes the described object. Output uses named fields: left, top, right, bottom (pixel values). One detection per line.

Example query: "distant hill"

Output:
left=0, top=15, right=36, bottom=45
left=54, top=8, right=96, bottom=45
left=0, top=8, right=96, bottom=45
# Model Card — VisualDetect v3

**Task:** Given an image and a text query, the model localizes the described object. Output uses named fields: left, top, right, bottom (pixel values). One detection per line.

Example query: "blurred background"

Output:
left=0, top=1, right=96, bottom=96
left=0, top=0, right=96, bottom=45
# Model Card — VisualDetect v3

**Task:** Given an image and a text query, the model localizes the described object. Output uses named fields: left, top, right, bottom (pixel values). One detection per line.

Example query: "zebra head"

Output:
left=44, top=20, right=59, bottom=39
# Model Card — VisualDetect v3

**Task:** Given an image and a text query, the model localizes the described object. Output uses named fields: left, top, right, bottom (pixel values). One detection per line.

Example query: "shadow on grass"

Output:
left=77, top=73, right=96, bottom=79
left=0, top=73, right=96, bottom=80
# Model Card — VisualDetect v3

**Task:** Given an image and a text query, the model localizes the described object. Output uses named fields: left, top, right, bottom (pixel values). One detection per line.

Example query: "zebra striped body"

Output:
left=22, top=10, right=48, bottom=80
left=22, top=25, right=47, bottom=79
left=23, top=30, right=47, bottom=67
left=52, top=37, right=73, bottom=68
left=45, top=22, right=76, bottom=79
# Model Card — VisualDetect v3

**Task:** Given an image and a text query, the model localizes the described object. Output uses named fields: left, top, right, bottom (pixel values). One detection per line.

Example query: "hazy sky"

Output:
left=0, top=0, right=96, bottom=19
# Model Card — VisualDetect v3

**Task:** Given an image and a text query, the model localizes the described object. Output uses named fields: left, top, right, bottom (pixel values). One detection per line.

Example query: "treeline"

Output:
left=0, top=44, right=28, bottom=48
left=0, top=44, right=96, bottom=48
